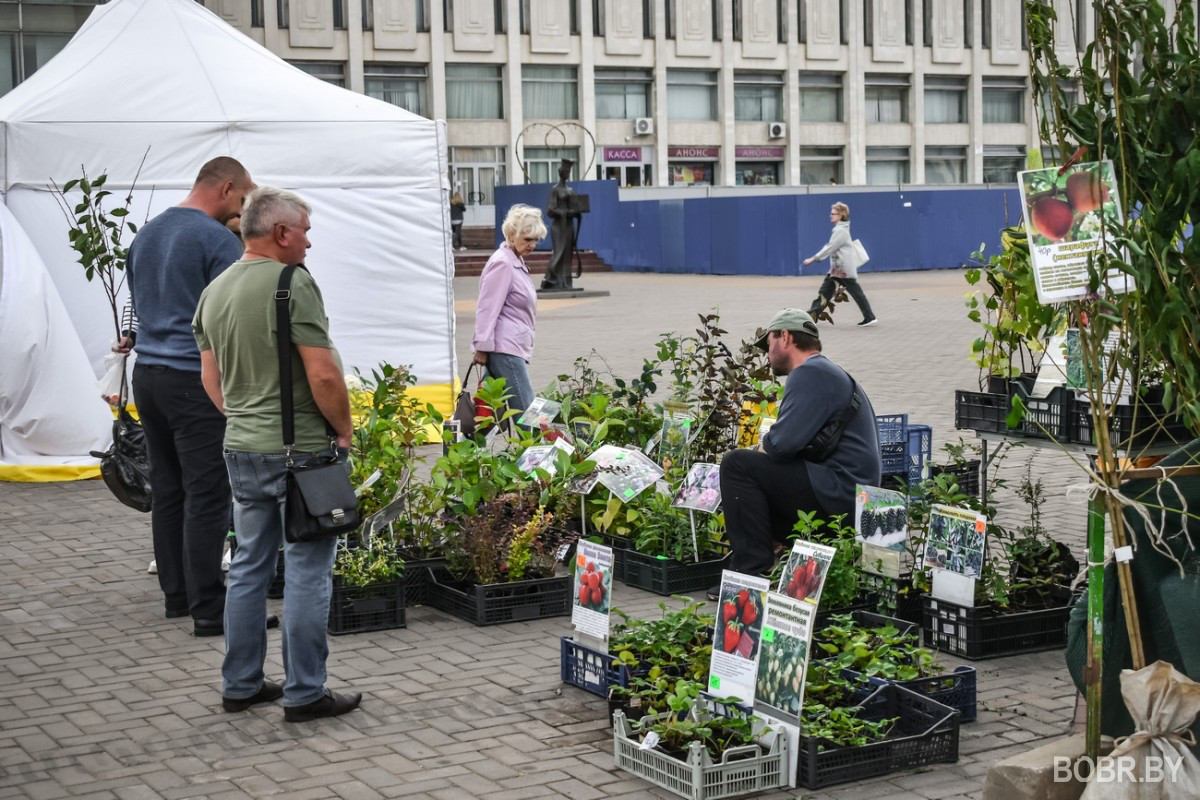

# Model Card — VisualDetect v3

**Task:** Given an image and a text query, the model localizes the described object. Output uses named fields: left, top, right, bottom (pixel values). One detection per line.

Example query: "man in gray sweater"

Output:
left=713, top=309, right=881, bottom=595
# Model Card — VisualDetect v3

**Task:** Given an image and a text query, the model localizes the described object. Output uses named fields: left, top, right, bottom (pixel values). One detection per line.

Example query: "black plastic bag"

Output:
left=90, top=407, right=152, bottom=513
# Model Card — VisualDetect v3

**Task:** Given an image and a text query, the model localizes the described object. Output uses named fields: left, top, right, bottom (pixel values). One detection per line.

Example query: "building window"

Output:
left=925, top=76, right=967, bottom=123
left=922, top=0, right=970, bottom=46
left=333, top=0, right=347, bottom=29
left=799, top=147, right=844, bottom=184
left=0, top=1, right=96, bottom=95
left=290, top=61, right=346, bottom=87
left=364, top=64, right=427, bottom=117
left=446, top=64, right=504, bottom=119
left=735, top=162, right=781, bottom=186
left=797, top=73, right=842, bottom=122
left=865, top=74, right=909, bottom=123
left=667, top=69, right=718, bottom=121
left=595, top=68, right=652, bottom=120
left=669, top=162, right=716, bottom=186
left=925, top=146, right=967, bottom=183
left=278, top=0, right=289, bottom=28
left=252, top=0, right=265, bottom=27
left=523, top=65, right=578, bottom=120
left=363, top=0, right=430, bottom=31
left=734, top=72, right=784, bottom=122
left=982, top=77, right=1025, bottom=123
left=525, top=147, right=580, bottom=184
left=983, top=145, right=1024, bottom=184
left=866, top=146, right=910, bottom=184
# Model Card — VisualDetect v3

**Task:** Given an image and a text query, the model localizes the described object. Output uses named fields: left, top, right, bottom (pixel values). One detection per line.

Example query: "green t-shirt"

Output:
left=193, top=258, right=340, bottom=453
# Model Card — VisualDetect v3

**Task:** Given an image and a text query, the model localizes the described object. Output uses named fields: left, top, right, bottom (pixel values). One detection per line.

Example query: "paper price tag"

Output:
left=1115, top=545, right=1134, bottom=563
left=639, top=731, right=660, bottom=750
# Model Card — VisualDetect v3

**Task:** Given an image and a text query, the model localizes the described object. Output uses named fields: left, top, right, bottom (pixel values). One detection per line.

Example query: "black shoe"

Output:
left=706, top=584, right=721, bottom=602
left=284, top=690, right=363, bottom=722
left=222, top=680, right=284, bottom=713
left=165, top=607, right=189, bottom=619
left=194, top=614, right=279, bottom=637
left=857, top=318, right=877, bottom=327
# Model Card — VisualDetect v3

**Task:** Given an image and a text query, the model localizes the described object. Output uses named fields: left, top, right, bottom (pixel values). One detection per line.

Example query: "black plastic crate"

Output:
left=619, top=549, right=730, bottom=596
left=876, top=414, right=909, bottom=476
left=796, top=683, right=959, bottom=789
left=1006, top=382, right=1072, bottom=441
left=930, top=460, right=981, bottom=498
left=399, top=556, right=446, bottom=606
left=863, top=574, right=925, bottom=625
left=327, top=577, right=406, bottom=635
left=853, top=665, right=978, bottom=723
left=812, top=608, right=917, bottom=639
left=560, top=636, right=640, bottom=698
left=954, top=390, right=1008, bottom=434
left=813, top=593, right=878, bottom=630
left=921, top=590, right=1073, bottom=660
left=1069, top=396, right=1192, bottom=450
left=594, top=534, right=632, bottom=582
left=426, top=566, right=571, bottom=626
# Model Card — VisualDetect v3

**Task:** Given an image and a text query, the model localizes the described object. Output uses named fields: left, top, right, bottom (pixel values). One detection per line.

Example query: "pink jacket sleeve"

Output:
left=472, top=256, right=514, bottom=352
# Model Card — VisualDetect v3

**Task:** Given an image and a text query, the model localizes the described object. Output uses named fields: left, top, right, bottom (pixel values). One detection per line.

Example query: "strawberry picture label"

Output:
left=753, top=592, right=816, bottom=724
left=571, top=540, right=614, bottom=640
left=707, top=570, right=771, bottom=705
left=777, top=540, right=838, bottom=606
left=1016, top=160, right=1133, bottom=304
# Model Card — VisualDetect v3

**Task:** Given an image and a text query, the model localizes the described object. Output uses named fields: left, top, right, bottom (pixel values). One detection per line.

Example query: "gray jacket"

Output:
left=810, top=221, right=858, bottom=279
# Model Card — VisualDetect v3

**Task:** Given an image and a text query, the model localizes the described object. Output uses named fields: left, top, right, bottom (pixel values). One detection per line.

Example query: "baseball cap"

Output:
left=753, top=308, right=819, bottom=351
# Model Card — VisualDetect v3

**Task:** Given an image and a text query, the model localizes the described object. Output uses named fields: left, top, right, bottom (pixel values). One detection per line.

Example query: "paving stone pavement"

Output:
left=1, top=270, right=1092, bottom=799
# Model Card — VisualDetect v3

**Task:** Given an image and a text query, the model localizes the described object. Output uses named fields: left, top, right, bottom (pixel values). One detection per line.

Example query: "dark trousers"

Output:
left=810, top=275, right=875, bottom=322
left=451, top=221, right=463, bottom=248
left=132, top=363, right=230, bottom=621
left=719, top=449, right=827, bottom=574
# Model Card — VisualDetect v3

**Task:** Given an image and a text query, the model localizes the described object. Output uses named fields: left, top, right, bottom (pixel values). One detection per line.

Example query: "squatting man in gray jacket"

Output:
left=710, top=309, right=882, bottom=599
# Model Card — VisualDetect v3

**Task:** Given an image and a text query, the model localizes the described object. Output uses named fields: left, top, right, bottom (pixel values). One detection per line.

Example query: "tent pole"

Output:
left=1085, top=492, right=1105, bottom=762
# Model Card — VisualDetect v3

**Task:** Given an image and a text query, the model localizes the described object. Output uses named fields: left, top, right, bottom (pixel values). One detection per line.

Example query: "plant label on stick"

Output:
left=658, top=401, right=695, bottom=470
left=518, top=397, right=562, bottom=428
left=753, top=592, right=816, bottom=724
left=777, top=540, right=838, bottom=606
left=922, top=505, right=987, bottom=578
left=671, top=462, right=722, bottom=513
left=1017, top=160, right=1132, bottom=304
left=931, top=568, right=976, bottom=606
left=571, top=540, right=614, bottom=641
left=587, top=445, right=664, bottom=502
left=708, top=570, right=771, bottom=705
left=855, top=484, right=911, bottom=578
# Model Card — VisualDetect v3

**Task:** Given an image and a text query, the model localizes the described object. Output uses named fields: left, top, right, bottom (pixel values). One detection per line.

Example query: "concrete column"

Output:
left=507, top=0, right=524, bottom=183
left=654, top=6, right=669, bottom=187
left=430, top=0, right=447, bottom=121
left=580, top=0, right=597, bottom=178
left=911, top=0, right=925, bottom=184
left=720, top=3, right=736, bottom=186
left=847, top=0, right=866, bottom=184
left=786, top=0, right=801, bottom=186
left=347, top=0, right=365, bottom=92
left=969, top=3, right=984, bottom=182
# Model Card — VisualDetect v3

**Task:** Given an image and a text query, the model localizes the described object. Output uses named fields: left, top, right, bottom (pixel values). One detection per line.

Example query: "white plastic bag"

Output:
left=1080, top=660, right=1200, bottom=799
left=98, top=351, right=126, bottom=406
left=851, top=238, right=870, bottom=267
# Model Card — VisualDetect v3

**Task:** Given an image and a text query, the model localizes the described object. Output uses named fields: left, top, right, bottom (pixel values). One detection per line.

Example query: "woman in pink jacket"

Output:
left=472, top=204, right=547, bottom=417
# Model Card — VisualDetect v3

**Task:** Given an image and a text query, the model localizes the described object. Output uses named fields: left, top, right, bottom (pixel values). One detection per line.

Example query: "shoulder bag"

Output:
left=850, top=238, right=870, bottom=267
left=276, top=264, right=361, bottom=542
left=799, top=375, right=861, bottom=463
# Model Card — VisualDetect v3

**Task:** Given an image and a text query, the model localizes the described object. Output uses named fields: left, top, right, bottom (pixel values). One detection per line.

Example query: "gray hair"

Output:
left=501, top=204, right=547, bottom=245
left=241, top=186, right=311, bottom=240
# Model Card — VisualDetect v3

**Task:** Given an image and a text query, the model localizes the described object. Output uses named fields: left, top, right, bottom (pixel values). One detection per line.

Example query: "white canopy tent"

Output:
left=0, top=0, right=457, bottom=479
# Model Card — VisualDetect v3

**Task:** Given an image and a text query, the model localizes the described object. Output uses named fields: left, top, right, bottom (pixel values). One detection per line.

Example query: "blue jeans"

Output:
left=223, top=450, right=337, bottom=707
left=486, top=352, right=534, bottom=421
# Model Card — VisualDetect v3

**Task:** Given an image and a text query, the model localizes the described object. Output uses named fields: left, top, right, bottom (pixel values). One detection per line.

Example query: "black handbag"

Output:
left=452, top=362, right=483, bottom=436
left=90, top=365, right=152, bottom=513
left=275, top=264, right=360, bottom=543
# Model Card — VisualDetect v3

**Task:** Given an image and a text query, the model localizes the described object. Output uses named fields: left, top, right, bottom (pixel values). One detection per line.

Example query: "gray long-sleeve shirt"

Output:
left=810, top=220, right=859, bottom=279
left=762, top=354, right=882, bottom=518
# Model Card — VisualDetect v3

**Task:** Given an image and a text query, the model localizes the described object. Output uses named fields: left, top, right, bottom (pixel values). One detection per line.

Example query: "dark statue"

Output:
left=542, top=158, right=588, bottom=292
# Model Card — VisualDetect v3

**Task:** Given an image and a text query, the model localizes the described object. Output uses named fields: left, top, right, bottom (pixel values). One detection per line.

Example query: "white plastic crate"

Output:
left=612, top=709, right=788, bottom=800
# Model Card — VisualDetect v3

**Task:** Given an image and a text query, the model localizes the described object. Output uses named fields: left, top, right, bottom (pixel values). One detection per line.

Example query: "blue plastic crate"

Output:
left=901, top=424, right=932, bottom=485
left=560, top=635, right=638, bottom=698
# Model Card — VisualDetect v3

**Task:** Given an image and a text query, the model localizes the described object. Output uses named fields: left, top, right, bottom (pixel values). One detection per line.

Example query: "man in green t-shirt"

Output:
left=193, top=186, right=360, bottom=722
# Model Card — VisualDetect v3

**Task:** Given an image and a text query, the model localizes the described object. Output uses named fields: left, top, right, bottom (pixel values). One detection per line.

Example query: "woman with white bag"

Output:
left=804, top=202, right=877, bottom=327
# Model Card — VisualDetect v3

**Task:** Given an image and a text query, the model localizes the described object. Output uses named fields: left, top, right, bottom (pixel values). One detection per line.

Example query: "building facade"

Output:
left=1, top=1, right=1138, bottom=225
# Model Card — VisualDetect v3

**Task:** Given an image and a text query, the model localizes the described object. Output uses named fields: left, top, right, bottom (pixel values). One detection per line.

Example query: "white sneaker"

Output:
left=147, top=559, right=157, bottom=574
left=857, top=318, right=878, bottom=327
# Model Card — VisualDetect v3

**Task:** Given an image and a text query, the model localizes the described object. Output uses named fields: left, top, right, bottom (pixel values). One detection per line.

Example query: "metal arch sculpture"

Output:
left=514, top=122, right=597, bottom=183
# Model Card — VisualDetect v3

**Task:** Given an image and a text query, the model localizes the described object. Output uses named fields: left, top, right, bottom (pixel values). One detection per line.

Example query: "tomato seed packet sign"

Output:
left=1017, top=160, right=1133, bottom=304
left=922, top=504, right=987, bottom=578
left=588, top=444, right=664, bottom=502
left=754, top=592, right=816, bottom=723
left=518, top=397, right=562, bottom=428
left=572, top=540, right=614, bottom=640
left=855, top=484, right=911, bottom=578
left=671, top=462, right=722, bottom=512
left=708, top=570, right=771, bottom=705
left=777, top=540, right=838, bottom=606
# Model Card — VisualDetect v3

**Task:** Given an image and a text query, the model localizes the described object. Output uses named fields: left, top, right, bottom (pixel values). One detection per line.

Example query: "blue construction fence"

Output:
left=494, top=181, right=1023, bottom=276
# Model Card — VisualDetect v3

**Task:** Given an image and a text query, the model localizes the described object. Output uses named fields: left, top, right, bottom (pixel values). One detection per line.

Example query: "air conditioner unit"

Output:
left=634, top=117, right=654, bottom=136
left=767, top=121, right=787, bottom=139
